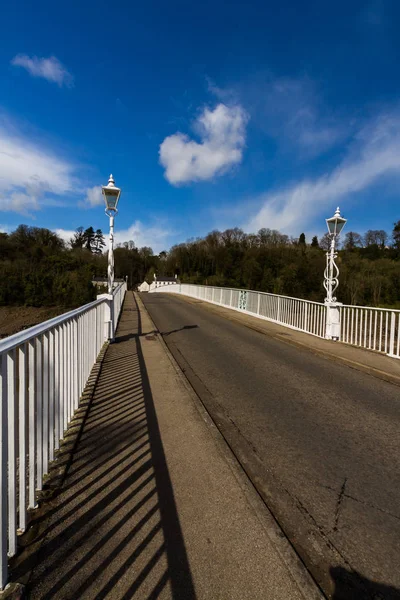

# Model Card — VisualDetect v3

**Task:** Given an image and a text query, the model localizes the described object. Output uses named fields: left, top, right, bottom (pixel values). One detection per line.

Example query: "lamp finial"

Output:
left=108, top=174, right=115, bottom=187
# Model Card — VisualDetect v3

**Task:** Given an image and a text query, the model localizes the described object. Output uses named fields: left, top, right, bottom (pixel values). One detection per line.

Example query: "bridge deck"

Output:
left=18, top=292, right=315, bottom=600
left=140, top=291, right=400, bottom=599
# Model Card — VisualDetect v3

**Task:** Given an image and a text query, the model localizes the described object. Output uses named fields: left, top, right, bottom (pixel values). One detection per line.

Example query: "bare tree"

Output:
left=70, top=227, right=85, bottom=249
left=344, top=231, right=363, bottom=250
left=364, top=229, right=388, bottom=248
left=319, top=233, right=331, bottom=251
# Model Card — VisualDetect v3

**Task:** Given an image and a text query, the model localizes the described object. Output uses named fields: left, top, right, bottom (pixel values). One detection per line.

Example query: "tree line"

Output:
left=1, top=220, right=399, bottom=309
left=157, top=221, right=400, bottom=308
left=0, top=225, right=157, bottom=307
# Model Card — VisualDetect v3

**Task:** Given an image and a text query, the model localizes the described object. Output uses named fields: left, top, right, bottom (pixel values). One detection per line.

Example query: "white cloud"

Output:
left=159, top=103, right=248, bottom=185
left=264, top=77, right=345, bottom=154
left=0, top=117, right=115, bottom=216
left=53, top=228, right=76, bottom=246
left=82, top=186, right=103, bottom=208
left=245, top=111, right=400, bottom=234
left=206, top=77, right=238, bottom=103
left=115, top=220, right=174, bottom=254
left=234, top=74, right=347, bottom=157
left=0, top=126, right=76, bottom=215
left=11, top=54, right=73, bottom=87
left=54, top=220, right=173, bottom=254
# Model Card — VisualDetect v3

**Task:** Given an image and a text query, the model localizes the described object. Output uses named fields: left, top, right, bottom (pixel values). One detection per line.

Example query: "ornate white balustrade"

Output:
left=149, top=283, right=400, bottom=359
left=0, top=281, right=126, bottom=589
left=339, top=304, right=400, bottom=358
left=150, top=284, right=326, bottom=337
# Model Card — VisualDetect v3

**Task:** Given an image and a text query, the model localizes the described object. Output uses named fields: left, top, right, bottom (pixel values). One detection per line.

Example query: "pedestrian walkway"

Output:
left=15, top=292, right=321, bottom=599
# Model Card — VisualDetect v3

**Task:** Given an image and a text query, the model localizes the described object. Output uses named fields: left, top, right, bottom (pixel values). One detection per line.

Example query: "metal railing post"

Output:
left=388, top=312, right=396, bottom=357
left=0, top=354, right=8, bottom=589
left=97, top=293, right=113, bottom=341
left=18, top=344, right=27, bottom=533
left=303, top=302, right=308, bottom=332
left=7, top=350, right=17, bottom=557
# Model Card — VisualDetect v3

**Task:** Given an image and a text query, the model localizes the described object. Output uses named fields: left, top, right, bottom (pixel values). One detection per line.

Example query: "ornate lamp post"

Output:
left=323, top=207, right=347, bottom=340
left=324, top=207, right=347, bottom=303
left=102, top=174, right=121, bottom=294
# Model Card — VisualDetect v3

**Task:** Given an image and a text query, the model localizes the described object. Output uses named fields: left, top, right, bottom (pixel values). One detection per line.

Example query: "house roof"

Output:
left=92, top=277, right=125, bottom=282
left=156, top=276, right=178, bottom=282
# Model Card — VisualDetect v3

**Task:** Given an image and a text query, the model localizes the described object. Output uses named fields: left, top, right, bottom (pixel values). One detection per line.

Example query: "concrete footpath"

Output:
left=18, top=292, right=323, bottom=600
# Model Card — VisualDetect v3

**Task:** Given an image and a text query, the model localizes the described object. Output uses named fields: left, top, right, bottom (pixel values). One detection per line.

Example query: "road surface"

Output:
left=141, top=292, right=400, bottom=600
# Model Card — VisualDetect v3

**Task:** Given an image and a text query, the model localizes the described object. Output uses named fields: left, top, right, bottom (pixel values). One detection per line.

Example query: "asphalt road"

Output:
left=141, top=292, right=400, bottom=600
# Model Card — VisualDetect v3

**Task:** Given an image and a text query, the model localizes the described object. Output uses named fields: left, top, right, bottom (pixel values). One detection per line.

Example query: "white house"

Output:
left=154, top=275, right=179, bottom=288
left=138, top=281, right=150, bottom=292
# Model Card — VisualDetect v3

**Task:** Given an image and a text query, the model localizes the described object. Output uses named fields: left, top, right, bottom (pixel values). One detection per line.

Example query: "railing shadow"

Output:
left=163, top=325, right=198, bottom=337
left=330, top=566, right=400, bottom=599
left=16, top=292, right=196, bottom=599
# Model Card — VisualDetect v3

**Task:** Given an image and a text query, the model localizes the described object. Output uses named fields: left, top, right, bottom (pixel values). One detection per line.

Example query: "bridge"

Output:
left=0, top=283, right=399, bottom=599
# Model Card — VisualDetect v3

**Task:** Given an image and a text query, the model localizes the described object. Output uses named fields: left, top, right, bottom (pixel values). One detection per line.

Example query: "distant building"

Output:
left=154, top=275, right=179, bottom=287
left=92, top=277, right=125, bottom=288
left=138, top=281, right=150, bottom=292
left=145, top=273, right=180, bottom=291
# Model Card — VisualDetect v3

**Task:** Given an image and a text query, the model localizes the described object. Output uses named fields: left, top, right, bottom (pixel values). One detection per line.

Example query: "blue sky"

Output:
left=1, top=0, right=400, bottom=251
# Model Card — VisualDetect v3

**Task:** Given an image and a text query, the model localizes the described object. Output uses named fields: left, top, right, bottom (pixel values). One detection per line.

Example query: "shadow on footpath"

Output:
left=14, top=292, right=196, bottom=600
left=330, top=565, right=400, bottom=599
left=163, top=325, right=199, bottom=337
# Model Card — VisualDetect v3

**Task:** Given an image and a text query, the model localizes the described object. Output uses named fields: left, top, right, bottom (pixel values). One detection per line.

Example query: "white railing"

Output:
left=150, top=284, right=326, bottom=337
left=112, top=282, right=126, bottom=329
left=340, top=304, right=400, bottom=358
left=0, top=282, right=126, bottom=588
left=149, top=284, right=400, bottom=360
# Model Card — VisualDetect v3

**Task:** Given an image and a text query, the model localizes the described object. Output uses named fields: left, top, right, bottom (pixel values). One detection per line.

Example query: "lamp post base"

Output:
left=97, top=293, right=115, bottom=342
left=325, top=302, right=342, bottom=341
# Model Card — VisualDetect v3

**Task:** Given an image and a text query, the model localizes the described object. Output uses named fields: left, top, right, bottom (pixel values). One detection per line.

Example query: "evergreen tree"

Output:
left=393, top=220, right=400, bottom=250
left=311, top=236, right=319, bottom=248
left=145, top=266, right=156, bottom=284
left=84, top=227, right=95, bottom=252
left=93, top=229, right=106, bottom=254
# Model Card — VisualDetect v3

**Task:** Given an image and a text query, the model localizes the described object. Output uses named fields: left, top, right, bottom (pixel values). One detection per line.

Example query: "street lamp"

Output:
left=102, top=174, right=121, bottom=294
left=323, top=206, right=347, bottom=340
left=324, top=207, right=347, bottom=303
